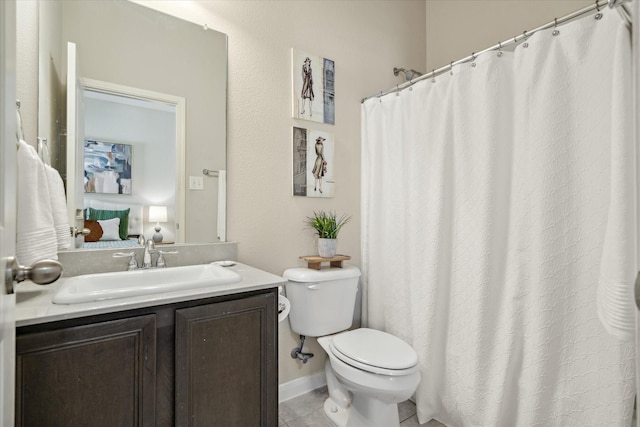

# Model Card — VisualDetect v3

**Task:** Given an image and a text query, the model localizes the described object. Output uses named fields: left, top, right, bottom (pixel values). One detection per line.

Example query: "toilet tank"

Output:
left=283, top=265, right=361, bottom=337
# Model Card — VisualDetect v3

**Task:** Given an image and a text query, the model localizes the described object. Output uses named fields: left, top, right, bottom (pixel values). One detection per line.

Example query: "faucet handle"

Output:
left=113, top=252, right=139, bottom=271
left=156, top=250, right=179, bottom=268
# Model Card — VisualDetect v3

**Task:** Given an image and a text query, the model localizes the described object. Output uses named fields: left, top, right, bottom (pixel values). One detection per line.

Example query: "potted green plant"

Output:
left=305, top=210, right=351, bottom=258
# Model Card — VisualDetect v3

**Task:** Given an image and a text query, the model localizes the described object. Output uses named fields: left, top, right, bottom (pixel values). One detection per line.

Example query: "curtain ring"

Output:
left=450, top=61, right=454, bottom=75
left=395, top=85, right=400, bottom=96
left=522, top=30, right=529, bottom=48
left=552, top=18, right=560, bottom=36
left=471, top=52, right=477, bottom=68
left=497, top=41, right=503, bottom=57
left=431, top=69, right=436, bottom=83
left=595, top=0, right=603, bottom=19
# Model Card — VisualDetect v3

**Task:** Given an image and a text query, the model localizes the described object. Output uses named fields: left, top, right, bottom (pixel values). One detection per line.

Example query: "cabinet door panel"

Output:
left=16, top=315, right=156, bottom=427
left=175, top=292, right=277, bottom=427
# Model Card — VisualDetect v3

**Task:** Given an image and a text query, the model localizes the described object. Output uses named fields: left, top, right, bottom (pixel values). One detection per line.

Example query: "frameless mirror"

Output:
left=37, top=0, right=227, bottom=249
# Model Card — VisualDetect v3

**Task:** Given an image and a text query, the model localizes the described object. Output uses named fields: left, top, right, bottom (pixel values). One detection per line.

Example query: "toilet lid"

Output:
left=331, top=328, right=418, bottom=372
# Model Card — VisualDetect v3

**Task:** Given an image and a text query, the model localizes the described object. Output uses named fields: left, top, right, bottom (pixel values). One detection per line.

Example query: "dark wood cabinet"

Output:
left=16, top=314, right=157, bottom=427
left=175, top=294, right=277, bottom=426
left=16, top=289, right=278, bottom=427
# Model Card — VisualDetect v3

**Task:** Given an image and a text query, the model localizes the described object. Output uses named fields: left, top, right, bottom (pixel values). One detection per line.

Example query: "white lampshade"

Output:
left=148, top=205, right=168, bottom=223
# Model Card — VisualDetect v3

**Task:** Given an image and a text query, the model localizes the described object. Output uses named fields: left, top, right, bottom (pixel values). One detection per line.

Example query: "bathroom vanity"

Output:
left=14, top=262, right=284, bottom=427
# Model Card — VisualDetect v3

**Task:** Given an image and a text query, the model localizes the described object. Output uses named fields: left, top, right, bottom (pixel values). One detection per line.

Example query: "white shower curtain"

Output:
left=362, top=9, right=636, bottom=427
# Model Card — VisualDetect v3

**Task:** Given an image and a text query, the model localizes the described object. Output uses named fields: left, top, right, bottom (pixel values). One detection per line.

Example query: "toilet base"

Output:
left=323, top=397, right=349, bottom=426
left=322, top=395, right=400, bottom=427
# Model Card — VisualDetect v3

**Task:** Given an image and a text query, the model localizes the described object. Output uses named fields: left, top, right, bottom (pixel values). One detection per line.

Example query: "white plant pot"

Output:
left=318, top=238, right=337, bottom=258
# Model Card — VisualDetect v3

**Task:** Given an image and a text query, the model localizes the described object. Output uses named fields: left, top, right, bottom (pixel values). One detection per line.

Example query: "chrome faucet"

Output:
left=142, top=240, right=157, bottom=268
left=156, top=249, right=179, bottom=268
left=113, top=252, right=139, bottom=271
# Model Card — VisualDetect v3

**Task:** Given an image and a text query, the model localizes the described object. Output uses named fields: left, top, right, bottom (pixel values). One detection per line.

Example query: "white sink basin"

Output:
left=53, top=263, right=242, bottom=304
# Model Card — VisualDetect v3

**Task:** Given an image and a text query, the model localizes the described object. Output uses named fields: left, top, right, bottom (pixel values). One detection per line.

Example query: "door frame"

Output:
left=0, top=0, right=18, bottom=424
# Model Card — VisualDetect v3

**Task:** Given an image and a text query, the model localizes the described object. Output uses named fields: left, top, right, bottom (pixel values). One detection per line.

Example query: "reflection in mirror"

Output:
left=81, top=79, right=185, bottom=248
left=37, top=0, right=228, bottom=250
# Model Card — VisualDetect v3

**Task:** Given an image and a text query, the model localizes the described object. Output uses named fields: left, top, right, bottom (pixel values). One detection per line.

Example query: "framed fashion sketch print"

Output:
left=292, top=127, right=334, bottom=198
left=292, top=49, right=335, bottom=125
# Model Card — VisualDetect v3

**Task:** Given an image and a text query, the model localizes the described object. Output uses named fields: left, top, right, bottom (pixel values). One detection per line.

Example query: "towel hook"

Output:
left=595, top=0, right=603, bottom=19
left=552, top=18, right=560, bottom=36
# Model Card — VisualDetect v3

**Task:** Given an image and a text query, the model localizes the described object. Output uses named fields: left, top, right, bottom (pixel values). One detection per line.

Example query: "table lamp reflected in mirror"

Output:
left=149, top=205, right=168, bottom=243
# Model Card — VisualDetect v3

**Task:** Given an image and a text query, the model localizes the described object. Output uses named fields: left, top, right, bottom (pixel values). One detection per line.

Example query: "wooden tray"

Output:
left=300, top=255, right=351, bottom=270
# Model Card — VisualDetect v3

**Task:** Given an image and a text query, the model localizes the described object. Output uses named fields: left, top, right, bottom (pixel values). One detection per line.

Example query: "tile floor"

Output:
left=279, top=386, right=445, bottom=427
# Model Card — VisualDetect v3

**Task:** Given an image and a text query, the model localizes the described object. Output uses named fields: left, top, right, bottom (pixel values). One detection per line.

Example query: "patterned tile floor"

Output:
left=280, top=388, right=638, bottom=427
left=279, top=386, right=445, bottom=427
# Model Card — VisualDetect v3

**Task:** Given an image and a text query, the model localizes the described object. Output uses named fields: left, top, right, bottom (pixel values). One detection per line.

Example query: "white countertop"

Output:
left=16, top=263, right=286, bottom=327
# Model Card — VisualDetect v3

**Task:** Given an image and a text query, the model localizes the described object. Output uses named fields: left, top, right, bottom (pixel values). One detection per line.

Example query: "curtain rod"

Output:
left=361, top=0, right=632, bottom=103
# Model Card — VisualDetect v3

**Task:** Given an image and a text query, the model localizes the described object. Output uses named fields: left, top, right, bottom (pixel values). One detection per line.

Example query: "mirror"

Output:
left=37, top=0, right=227, bottom=248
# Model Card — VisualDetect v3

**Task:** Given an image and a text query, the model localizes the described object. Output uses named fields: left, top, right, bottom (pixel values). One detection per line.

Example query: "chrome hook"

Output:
left=522, top=30, right=529, bottom=48
left=595, top=0, right=603, bottom=19
left=552, top=18, right=560, bottom=36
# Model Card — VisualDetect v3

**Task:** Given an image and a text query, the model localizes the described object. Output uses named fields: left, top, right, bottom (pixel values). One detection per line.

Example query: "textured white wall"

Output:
left=426, top=0, right=592, bottom=72
left=16, top=0, right=38, bottom=146
left=136, top=0, right=427, bottom=385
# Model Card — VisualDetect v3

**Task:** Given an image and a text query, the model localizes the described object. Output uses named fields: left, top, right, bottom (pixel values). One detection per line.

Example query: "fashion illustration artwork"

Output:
left=292, top=127, right=334, bottom=198
left=292, top=49, right=335, bottom=125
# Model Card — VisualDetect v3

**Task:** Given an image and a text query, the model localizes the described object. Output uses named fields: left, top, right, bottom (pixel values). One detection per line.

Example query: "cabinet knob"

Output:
left=4, top=257, right=62, bottom=294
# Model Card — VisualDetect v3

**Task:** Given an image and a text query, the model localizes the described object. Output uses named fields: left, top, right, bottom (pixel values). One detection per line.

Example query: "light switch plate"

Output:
left=189, top=175, right=204, bottom=190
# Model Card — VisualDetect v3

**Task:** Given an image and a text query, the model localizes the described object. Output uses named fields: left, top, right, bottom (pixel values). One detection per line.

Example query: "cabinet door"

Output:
left=16, top=314, right=156, bottom=427
left=175, top=292, right=277, bottom=427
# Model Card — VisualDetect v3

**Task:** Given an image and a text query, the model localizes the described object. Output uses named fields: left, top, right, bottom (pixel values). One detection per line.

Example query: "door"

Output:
left=0, top=0, right=17, bottom=424
left=634, top=2, right=640, bottom=427
left=66, top=42, right=85, bottom=248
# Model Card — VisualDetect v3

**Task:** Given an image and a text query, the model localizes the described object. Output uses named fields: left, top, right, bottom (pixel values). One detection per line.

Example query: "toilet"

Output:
left=283, top=265, right=421, bottom=427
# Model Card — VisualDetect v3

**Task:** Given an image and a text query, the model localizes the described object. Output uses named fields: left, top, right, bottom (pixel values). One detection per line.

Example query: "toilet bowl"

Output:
left=318, top=328, right=421, bottom=427
left=283, top=266, right=421, bottom=427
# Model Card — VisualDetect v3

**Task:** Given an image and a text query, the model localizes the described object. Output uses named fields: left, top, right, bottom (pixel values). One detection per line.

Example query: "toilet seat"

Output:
left=329, top=328, right=419, bottom=376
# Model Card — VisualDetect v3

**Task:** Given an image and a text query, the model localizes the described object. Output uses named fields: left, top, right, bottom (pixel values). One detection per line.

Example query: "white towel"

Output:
left=45, top=164, right=71, bottom=250
left=16, top=140, right=58, bottom=265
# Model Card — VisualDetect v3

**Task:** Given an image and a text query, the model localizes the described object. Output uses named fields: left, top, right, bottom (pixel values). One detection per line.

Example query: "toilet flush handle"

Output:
left=307, top=283, right=320, bottom=290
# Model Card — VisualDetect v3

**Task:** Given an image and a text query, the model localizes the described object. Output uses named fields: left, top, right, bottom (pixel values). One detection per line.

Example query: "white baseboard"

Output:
left=279, top=370, right=327, bottom=403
